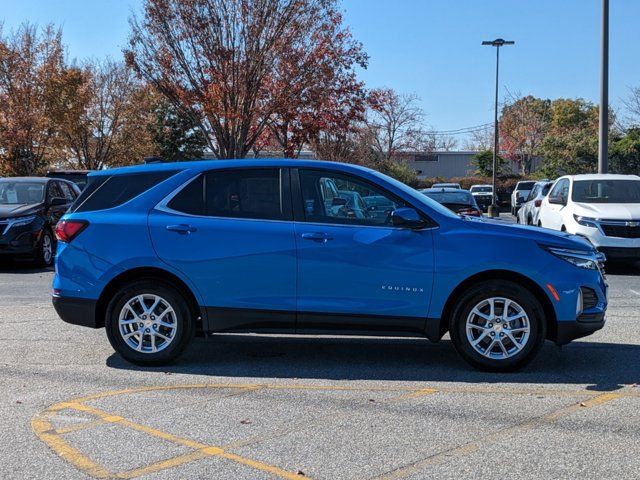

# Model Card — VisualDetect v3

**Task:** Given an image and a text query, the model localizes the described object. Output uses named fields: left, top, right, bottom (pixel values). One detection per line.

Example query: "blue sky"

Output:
left=3, top=0, right=639, bottom=136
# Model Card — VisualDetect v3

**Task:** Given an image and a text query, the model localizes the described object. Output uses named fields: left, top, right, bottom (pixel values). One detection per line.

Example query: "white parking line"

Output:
left=629, top=290, right=640, bottom=296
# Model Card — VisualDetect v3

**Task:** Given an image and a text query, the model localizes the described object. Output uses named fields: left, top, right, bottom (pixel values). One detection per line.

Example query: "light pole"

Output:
left=598, top=0, right=609, bottom=173
left=482, top=38, right=514, bottom=218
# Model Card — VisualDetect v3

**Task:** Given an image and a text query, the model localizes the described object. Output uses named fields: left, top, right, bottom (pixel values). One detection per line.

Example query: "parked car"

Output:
left=538, top=174, right=640, bottom=260
left=0, top=177, right=79, bottom=266
left=469, top=184, right=495, bottom=212
left=516, top=181, right=553, bottom=225
left=432, top=182, right=461, bottom=189
left=511, top=181, right=537, bottom=215
left=421, top=188, right=483, bottom=217
left=46, top=170, right=92, bottom=190
left=53, top=160, right=606, bottom=371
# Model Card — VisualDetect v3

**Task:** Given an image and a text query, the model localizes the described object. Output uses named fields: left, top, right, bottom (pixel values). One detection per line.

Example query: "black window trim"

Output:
left=291, top=167, right=438, bottom=229
left=156, top=167, right=294, bottom=223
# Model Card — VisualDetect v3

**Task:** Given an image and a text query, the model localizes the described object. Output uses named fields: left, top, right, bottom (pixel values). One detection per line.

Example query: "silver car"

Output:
left=516, top=181, right=553, bottom=225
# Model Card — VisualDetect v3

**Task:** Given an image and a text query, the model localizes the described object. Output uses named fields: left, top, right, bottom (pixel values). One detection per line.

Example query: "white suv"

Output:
left=538, top=174, right=640, bottom=260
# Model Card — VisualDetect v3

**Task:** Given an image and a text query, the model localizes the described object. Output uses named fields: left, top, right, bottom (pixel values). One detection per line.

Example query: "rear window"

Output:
left=70, top=171, right=177, bottom=213
left=423, top=191, right=474, bottom=205
left=516, top=181, right=536, bottom=190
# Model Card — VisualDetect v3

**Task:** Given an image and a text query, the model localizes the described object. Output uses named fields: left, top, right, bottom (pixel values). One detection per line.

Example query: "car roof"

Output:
left=471, top=184, right=492, bottom=188
left=89, top=158, right=378, bottom=177
left=422, top=187, right=470, bottom=193
left=0, top=177, right=52, bottom=183
left=562, top=173, right=640, bottom=181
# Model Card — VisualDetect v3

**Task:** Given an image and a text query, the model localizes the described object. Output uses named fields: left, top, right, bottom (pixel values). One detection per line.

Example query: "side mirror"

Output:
left=332, top=197, right=347, bottom=206
left=391, top=208, right=426, bottom=229
left=549, top=195, right=566, bottom=206
left=50, top=197, right=67, bottom=207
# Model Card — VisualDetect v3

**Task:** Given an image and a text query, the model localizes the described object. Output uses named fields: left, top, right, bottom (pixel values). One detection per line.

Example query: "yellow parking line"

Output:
left=375, top=391, right=623, bottom=480
left=31, top=413, right=113, bottom=479
left=33, top=383, right=636, bottom=480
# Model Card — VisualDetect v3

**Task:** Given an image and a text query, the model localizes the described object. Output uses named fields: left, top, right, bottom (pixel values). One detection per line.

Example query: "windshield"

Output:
left=471, top=186, right=492, bottom=193
left=423, top=191, right=474, bottom=205
left=572, top=179, right=640, bottom=203
left=0, top=181, right=45, bottom=205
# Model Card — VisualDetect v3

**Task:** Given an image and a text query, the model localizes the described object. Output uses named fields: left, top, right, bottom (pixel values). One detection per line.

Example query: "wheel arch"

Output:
left=95, top=267, right=204, bottom=330
left=438, top=269, right=557, bottom=342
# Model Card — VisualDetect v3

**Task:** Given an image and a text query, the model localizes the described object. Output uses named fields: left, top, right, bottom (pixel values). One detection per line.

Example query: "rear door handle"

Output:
left=166, top=224, right=197, bottom=234
left=301, top=232, right=333, bottom=243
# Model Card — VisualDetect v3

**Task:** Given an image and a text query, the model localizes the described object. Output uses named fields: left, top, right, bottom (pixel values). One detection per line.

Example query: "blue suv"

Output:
left=52, top=160, right=607, bottom=371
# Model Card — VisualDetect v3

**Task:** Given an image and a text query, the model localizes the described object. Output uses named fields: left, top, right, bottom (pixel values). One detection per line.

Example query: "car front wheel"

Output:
left=105, top=280, right=194, bottom=365
left=449, top=280, right=546, bottom=371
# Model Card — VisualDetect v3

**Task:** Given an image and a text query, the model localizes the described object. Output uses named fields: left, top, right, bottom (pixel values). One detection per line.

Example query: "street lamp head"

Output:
left=482, top=38, right=515, bottom=47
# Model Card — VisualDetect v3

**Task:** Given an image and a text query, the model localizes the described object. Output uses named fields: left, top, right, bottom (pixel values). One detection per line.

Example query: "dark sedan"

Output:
left=420, top=187, right=483, bottom=217
left=0, top=177, right=79, bottom=266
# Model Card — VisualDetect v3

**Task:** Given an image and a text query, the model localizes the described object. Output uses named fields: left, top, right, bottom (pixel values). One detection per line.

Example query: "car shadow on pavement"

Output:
left=107, top=335, right=640, bottom=392
left=0, top=258, right=53, bottom=273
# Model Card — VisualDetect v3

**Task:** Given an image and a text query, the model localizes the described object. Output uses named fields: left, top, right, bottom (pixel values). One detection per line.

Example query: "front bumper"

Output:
left=52, top=296, right=99, bottom=328
left=0, top=224, right=43, bottom=257
left=556, top=312, right=605, bottom=345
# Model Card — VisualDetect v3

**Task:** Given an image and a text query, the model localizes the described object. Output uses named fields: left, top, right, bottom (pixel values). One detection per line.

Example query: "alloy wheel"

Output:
left=118, top=294, right=177, bottom=353
left=465, top=297, right=530, bottom=359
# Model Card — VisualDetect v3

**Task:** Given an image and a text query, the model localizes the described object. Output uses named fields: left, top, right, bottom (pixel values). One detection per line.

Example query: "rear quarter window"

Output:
left=70, top=171, right=177, bottom=213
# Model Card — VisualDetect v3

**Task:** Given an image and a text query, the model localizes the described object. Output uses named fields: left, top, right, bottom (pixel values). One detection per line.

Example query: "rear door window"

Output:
left=166, top=169, right=291, bottom=221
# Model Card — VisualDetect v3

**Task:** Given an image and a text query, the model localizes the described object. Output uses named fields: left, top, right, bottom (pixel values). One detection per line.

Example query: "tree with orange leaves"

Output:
left=125, top=0, right=367, bottom=159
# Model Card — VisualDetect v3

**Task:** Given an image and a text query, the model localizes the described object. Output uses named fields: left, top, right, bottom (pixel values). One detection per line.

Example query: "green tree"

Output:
left=472, top=150, right=507, bottom=176
left=610, top=128, right=640, bottom=174
left=146, top=93, right=207, bottom=161
left=539, top=98, right=600, bottom=177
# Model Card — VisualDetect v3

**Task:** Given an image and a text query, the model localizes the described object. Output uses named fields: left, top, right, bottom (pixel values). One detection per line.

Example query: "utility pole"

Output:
left=598, top=0, right=609, bottom=173
left=482, top=38, right=514, bottom=218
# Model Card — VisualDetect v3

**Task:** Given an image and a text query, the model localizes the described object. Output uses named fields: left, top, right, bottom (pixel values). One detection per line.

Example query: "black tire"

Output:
left=34, top=229, right=55, bottom=267
left=449, top=280, right=546, bottom=372
left=105, top=280, right=194, bottom=365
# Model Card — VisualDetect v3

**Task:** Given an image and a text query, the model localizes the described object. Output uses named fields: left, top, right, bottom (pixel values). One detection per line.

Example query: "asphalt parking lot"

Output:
left=2, top=227, right=640, bottom=479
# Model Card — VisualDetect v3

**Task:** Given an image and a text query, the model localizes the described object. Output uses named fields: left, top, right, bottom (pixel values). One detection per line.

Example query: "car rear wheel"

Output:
left=105, top=280, right=194, bottom=365
left=449, top=280, right=546, bottom=372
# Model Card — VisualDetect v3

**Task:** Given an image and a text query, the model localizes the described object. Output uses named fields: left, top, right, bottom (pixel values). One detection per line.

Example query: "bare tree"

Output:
left=58, top=60, right=145, bottom=169
left=365, top=88, right=427, bottom=162
left=624, top=86, right=640, bottom=127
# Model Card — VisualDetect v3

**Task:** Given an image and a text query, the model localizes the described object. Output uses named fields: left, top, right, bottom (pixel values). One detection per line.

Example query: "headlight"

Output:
left=542, top=246, right=599, bottom=270
left=9, top=215, right=36, bottom=227
left=573, top=214, right=598, bottom=228
left=2, top=215, right=37, bottom=234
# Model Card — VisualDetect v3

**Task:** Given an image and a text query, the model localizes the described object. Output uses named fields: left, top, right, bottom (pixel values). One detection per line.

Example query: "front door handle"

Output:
left=301, top=232, right=333, bottom=243
left=166, top=224, right=197, bottom=234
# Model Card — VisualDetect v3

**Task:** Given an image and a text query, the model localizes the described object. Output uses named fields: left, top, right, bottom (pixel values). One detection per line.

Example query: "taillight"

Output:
left=534, top=199, right=542, bottom=207
left=55, top=220, right=88, bottom=243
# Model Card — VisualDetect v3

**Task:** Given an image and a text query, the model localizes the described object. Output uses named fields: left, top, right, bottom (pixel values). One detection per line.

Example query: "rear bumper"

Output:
left=555, top=312, right=605, bottom=345
left=52, top=296, right=99, bottom=328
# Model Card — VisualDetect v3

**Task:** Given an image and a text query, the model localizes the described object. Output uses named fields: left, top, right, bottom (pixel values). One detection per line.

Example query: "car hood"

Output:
left=573, top=202, right=640, bottom=220
left=462, top=216, right=593, bottom=251
left=0, top=203, right=42, bottom=219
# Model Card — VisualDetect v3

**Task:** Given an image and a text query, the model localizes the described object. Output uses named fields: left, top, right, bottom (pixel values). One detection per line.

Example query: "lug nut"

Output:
left=490, top=332, right=495, bottom=336
left=145, top=328, right=150, bottom=333
left=488, top=323, right=493, bottom=327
